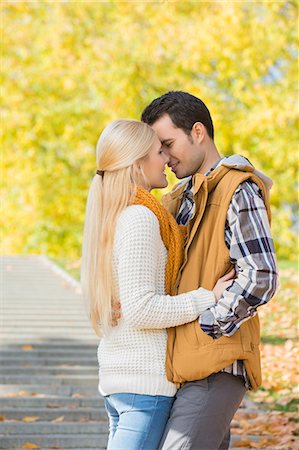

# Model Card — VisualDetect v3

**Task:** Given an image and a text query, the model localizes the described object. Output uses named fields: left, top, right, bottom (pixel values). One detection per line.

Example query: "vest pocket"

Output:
left=175, top=320, right=213, bottom=353
left=195, top=322, right=214, bottom=346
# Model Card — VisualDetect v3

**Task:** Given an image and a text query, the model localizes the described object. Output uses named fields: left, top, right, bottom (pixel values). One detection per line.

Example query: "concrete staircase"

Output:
left=0, top=255, right=107, bottom=449
left=1, top=255, right=269, bottom=450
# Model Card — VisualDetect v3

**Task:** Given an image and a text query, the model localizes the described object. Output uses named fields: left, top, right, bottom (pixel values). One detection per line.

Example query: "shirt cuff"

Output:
left=198, top=309, right=223, bottom=339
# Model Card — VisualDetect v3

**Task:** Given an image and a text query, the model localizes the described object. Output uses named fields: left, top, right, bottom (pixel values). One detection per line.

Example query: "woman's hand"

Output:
left=111, top=301, right=122, bottom=327
left=212, top=269, right=235, bottom=302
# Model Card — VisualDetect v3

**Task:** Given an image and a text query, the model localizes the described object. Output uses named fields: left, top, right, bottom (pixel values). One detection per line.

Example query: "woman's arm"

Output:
left=116, top=205, right=215, bottom=329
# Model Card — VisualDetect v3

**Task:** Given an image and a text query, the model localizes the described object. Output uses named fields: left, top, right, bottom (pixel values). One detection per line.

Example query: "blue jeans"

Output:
left=104, top=393, right=174, bottom=450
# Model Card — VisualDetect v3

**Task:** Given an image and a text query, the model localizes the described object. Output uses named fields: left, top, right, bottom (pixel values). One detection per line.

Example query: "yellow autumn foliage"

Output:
left=2, top=1, right=298, bottom=264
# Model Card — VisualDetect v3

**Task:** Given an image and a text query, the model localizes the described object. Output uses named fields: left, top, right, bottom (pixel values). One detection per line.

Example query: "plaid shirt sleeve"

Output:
left=199, top=181, right=279, bottom=339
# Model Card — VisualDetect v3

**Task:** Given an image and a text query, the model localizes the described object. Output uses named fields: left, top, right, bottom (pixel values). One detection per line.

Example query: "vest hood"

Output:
left=220, top=155, right=273, bottom=190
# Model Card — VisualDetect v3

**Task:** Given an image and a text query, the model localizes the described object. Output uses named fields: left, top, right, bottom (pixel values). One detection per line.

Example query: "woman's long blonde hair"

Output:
left=81, top=119, right=156, bottom=335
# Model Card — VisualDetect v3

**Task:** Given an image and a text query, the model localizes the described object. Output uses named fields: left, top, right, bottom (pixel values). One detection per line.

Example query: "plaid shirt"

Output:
left=176, top=159, right=278, bottom=386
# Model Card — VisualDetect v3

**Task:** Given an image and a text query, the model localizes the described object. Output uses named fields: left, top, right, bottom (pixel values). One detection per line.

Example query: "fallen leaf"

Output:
left=0, top=416, right=5, bottom=421
left=234, top=439, right=253, bottom=447
left=22, top=416, right=39, bottom=422
left=21, top=345, right=33, bottom=351
left=17, top=390, right=30, bottom=397
left=22, top=444, right=40, bottom=449
left=51, top=416, right=65, bottom=422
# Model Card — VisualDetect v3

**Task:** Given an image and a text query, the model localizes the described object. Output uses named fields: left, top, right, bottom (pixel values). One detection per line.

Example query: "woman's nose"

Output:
left=164, top=153, right=170, bottom=164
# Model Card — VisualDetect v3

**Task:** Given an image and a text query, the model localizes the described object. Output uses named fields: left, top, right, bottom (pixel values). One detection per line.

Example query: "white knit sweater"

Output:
left=97, top=205, right=216, bottom=397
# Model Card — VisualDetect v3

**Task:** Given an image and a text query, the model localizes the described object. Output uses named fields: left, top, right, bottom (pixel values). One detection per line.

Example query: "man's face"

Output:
left=150, top=114, right=205, bottom=179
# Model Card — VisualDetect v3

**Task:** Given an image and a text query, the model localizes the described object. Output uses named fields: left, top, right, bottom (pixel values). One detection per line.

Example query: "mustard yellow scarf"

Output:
left=133, top=187, right=185, bottom=295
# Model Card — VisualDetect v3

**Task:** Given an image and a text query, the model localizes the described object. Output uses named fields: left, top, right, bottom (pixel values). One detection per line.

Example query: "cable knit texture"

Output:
left=97, top=204, right=215, bottom=397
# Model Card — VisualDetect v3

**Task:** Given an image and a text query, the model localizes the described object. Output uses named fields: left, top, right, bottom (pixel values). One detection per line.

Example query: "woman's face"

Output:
left=141, top=135, right=170, bottom=190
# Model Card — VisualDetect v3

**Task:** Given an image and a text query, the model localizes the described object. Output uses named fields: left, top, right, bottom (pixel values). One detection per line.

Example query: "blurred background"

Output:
left=1, top=0, right=298, bottom=436
left=2, top=1, right=298, bottom=270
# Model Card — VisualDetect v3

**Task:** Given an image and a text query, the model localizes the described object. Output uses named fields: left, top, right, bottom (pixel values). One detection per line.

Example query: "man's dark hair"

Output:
left=141, top=91, right=214, bottom=140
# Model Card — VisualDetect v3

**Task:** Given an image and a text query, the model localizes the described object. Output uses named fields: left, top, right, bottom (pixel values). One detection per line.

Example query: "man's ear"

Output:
left=191, top=122, right=206, bottom=144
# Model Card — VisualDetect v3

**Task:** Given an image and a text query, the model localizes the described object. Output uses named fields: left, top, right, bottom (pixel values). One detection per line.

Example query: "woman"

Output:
left=81, top=119, right=233, bottom=450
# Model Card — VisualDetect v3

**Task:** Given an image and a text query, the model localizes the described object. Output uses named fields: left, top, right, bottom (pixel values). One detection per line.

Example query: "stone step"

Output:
left=1, top=327, right=91, bottom=332
left=0, top=384, right=98, bottom=397
left=0, top=343, right=97, bottom=351
left=1, top=366, right=98, bottom=375
left=3, top=312, right=87, bottom=317
left=3, top=307, right=87, bottom=312
left=2, top=294, right=82, bottom=300
left=2, top=293, right=79, bottom=300
left=2, top=314, right=91, bottom=322
left=0, top=407, right=107, bottom=420
left=2, top=313, right=89, bottom=329
left=4, top=316, right=89, bottom=321
left=0, top=338, right=97, bottom=346
left=0, top=432, right=263, bottom=450
left=0, top=340, right=99, bottom=350
left=0, top=335, right=96, bottom=342
left=0, top=421, right=107, bottom=434
left=0, top=396, right=103, bottom=408
left=2, top=307, right=85, bottom=312
left=0, top=434, right=107, bottom=448
left=0, top=348, right=96, bottom=356
left=3, top=325, right=91, bottom=331
left=0, top=374, right=98, bottom=386
left=1, top=357, right=96, bottom=366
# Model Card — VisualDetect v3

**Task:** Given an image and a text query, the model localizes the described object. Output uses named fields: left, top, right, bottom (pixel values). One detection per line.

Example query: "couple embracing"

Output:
left=81, top=91, right=278, bottom=450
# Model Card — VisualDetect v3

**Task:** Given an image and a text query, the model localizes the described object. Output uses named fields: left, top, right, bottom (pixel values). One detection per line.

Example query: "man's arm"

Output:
left=199, top=181, right=279, bottom=339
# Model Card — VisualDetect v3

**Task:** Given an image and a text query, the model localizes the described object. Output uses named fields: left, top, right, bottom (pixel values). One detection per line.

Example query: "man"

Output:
left=141, top=91, right=278, bottom=450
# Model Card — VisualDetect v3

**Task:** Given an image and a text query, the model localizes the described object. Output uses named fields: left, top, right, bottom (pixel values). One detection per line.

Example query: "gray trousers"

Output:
left=158, top=372, right=246, bottom=450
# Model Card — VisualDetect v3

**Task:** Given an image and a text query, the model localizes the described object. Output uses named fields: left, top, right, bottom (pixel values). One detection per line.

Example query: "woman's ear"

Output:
left=131, top=161, right=142, bottom=184
left=131, top=161, right=149, bottom=190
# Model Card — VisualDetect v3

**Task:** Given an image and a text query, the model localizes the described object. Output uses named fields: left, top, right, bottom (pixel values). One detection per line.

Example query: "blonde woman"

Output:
left=81, top=119, right=233, bottom=450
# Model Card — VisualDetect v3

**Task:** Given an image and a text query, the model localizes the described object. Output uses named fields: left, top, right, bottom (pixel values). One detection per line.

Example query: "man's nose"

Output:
left=164, top=153, right=170, bottom=164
